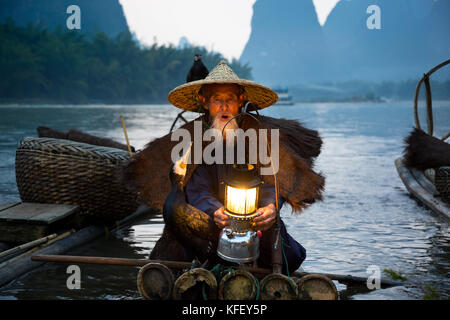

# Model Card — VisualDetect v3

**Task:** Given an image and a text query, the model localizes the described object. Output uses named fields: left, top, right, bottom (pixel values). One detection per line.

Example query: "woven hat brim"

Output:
left=168, top=79, right=278, bottom=112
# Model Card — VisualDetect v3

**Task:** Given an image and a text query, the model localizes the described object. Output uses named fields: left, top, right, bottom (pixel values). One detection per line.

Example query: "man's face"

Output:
left=200, top=84, right=244, bottom=126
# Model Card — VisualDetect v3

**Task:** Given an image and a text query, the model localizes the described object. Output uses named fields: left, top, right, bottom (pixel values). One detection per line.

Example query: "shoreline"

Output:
left=2, top=98, right=450, bottom=106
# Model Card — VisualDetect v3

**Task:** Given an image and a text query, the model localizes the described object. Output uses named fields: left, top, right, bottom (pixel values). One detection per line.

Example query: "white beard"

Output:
left=211, top=114, right=239, bottom=147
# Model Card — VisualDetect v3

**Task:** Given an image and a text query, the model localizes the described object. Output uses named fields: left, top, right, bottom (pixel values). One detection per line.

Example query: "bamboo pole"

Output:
left=0, top=233, right=58, bottom=260
left=32, top=254, right=190, bottom=268
left=120, top=115, right=133, bottom=157
left=31, top=254, right=403, bottom=288
left=0, top=226, right=103, bottom=288
left=0, top=231, right=73, bottom=269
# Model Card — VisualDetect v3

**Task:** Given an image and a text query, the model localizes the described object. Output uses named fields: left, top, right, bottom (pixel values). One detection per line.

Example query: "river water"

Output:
left=0, top=101, right=449, bottom=300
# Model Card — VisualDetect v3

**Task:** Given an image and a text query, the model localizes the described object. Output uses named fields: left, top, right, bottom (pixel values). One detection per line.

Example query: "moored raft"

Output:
left=395, top=158, right=450, bottom=220
left=395, top=59, right=450, bottom=220
left=0, top=203, right=154, bottom=289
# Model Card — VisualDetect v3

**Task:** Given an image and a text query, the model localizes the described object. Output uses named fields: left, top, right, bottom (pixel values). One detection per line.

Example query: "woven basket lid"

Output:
left=168, top=60, right=278, bottom=112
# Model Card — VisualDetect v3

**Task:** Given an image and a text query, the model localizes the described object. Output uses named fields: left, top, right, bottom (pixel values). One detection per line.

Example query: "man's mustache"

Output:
left=215, top=111, right=233, bottom=119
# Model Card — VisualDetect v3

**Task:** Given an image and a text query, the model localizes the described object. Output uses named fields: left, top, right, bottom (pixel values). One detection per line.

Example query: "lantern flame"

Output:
left=225, top=185, right=257, bottom=215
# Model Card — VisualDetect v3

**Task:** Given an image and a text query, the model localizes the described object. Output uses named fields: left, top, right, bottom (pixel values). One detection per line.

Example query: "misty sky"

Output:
left=119, top=0, right=340, bottom=60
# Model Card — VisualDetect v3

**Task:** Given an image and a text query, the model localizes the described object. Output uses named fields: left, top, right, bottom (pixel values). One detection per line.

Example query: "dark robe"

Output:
left=185, top=162, right=306, bottom=274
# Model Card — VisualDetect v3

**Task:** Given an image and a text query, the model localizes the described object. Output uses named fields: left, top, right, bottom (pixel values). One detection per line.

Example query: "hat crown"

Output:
left=204, top=60, right=240, bottom=81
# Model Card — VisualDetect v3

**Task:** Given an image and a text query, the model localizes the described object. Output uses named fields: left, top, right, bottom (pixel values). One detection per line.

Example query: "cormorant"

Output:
left=163, top=144, right=219, bottom=264
left=186, top=54, right=209, bottom=82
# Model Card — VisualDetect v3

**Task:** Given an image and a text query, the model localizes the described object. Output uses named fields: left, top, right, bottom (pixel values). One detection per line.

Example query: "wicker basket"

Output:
left=435, top=166, right=450, bottom=203
left=15, top=137, right=139, bottom=222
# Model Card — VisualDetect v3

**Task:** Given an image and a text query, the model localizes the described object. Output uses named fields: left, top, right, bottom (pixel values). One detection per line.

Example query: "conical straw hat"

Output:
left=168, top=60, right=278, bottom=112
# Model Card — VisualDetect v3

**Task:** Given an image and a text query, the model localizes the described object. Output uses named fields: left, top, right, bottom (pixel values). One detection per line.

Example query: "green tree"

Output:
left=0, top=23, right=253, bottom=104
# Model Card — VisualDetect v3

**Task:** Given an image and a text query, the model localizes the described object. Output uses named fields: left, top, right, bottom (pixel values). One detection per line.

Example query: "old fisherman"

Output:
left=123, top=60, right=325, bottom=275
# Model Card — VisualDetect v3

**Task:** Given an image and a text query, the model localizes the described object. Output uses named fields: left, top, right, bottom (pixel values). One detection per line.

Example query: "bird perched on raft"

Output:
left=186, top=54, right=209, bottom=82
left=163, top=143, right=219, bottom=264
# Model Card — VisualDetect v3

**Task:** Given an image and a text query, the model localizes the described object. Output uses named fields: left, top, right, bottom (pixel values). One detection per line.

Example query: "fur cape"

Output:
left=122, top=113, right=324, bottom=213
left=121, top=113, right=325, bottom=260
left=403, top=128, right=450, bottom=170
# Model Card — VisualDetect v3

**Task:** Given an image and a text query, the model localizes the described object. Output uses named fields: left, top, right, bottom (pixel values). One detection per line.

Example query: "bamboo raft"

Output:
left=0, top=203, right=155, bottom=288
left=30, top=253, right=402, bottom=300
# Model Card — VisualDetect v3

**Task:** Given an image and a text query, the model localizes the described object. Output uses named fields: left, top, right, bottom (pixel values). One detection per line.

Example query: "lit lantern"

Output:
left=224, top=164, right=260, bottom=218
left=217, top=164, right=261, bottom=263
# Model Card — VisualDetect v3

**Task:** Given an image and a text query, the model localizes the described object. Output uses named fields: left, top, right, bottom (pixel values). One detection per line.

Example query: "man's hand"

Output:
left=252, top=203, right=277, bottom=232
left=213, top=206, right=229, bottom=229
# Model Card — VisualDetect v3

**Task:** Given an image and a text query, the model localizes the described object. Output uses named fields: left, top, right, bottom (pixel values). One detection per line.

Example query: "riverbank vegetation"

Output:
left=0, top=20, right=252, bottom=104
left=2, top=20, right=448, bottom=105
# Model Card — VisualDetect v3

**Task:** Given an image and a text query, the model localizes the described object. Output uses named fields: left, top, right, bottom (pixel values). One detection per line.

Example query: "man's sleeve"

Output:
left=259, top=181, right=285, bottom=209
left=185, top=165, right=223, bottom=217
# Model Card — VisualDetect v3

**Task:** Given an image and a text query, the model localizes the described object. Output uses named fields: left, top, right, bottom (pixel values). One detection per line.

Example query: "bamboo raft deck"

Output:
left=30, top=253, right=403, bottom=300
left=395, top=158, right=450, bottom=220
left=0, top=202, right=154, bottom=289
left=0, top=202, right=80, bottom=243
left=0, top=201, right=101, bottom=288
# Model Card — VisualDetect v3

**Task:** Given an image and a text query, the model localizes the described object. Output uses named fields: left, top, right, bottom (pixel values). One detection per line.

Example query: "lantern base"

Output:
left=216, top=228, right=259, bottom=264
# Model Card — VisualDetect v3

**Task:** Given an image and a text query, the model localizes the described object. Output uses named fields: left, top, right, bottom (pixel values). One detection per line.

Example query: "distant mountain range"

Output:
left=2, top=0, right=448, bottom=86
left=240, top=0, right=328, bottom=84
left=0, top=0, right=129, bottom=38
left=240, top=0, right=450, bottom=85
